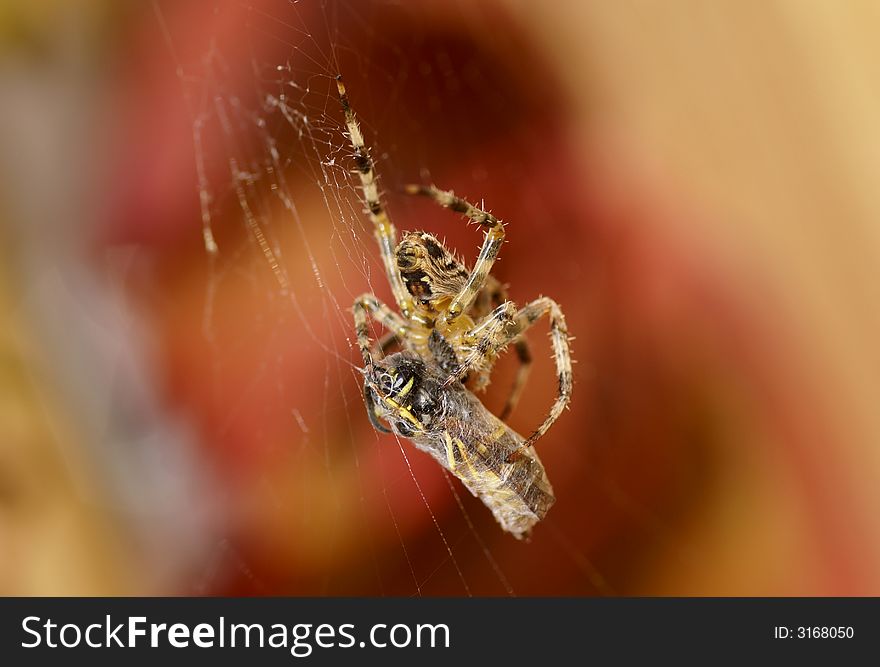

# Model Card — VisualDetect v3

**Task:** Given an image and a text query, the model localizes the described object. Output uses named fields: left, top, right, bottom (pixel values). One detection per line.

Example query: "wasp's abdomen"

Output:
left=468, top=424, right=555, bottom=540
left=414, top=385, right=555, bottom=539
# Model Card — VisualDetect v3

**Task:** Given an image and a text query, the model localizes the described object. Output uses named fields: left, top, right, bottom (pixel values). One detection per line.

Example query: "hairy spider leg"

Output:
left=442, top=301, right=518, bottom=387
left=352, top=293, right=407, bottom=365
left=510, top=297, right=572, bottom=454
left=353, top=294, right=408, bottom=433
left=470, top=278, right=533, bottom=423
left=451, top=296, right=572, bottom=456
left=403, top=184, right=505, bottom=322
left=468, top=274, right=509, bottom=320
left=337, top=76, right=413, bottom=317
left=377, top=330, right=401, bottom=354
left=499, top=338, right=533, bottom=422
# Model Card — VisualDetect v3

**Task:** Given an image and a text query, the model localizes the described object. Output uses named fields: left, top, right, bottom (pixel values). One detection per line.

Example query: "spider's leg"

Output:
left=499, top=337, right=532, bottom=422
left=442, top=301, right=518, bottom=387
left=469, top=278, right=532, bottom=422
left=352, top=293, right=407, bottom=365
left=451, top=297, right=572, bottom=452
left=353, top=294, right=404, bottom=435
left=337, top=77, right=412, bottom=317
left=505, top=297, right=572, bottom=456
left=377, top=330, right=400, bottom=354
left=443, top=304, right=532, bottom=421
left=467, top=274, right=506, bottom=321
left=404, top=184, right=505, bottom=322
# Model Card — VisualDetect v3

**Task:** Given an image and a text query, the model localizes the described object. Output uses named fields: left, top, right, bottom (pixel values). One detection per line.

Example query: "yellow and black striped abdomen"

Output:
left=410, top=382, right=555, bottom=539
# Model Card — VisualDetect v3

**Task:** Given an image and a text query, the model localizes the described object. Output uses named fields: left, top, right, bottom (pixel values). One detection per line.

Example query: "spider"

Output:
left=337, top=76, right=572, bottom=538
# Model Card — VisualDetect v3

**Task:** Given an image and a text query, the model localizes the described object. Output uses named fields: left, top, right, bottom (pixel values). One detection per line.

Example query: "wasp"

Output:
left=363, top=352, right=555, bottom=538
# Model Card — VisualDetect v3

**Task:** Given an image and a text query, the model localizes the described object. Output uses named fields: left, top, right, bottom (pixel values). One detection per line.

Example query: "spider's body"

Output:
left=394, top=229, right=508, bottom=389
left=338, top=76, right=572, bottom=538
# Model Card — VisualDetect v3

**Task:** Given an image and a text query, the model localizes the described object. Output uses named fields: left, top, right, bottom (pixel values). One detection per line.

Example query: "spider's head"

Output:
left=396, top=232, right=467, bottom=307
left=362, top=352, right=443, bottom=437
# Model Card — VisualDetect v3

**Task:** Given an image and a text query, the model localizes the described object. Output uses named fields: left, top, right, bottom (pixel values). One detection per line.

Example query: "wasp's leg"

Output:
left=352, top=293, right=407, bottom=365
left=337, top=77, right=412, bottom=317
left=404, top=184, right=504, bottom=322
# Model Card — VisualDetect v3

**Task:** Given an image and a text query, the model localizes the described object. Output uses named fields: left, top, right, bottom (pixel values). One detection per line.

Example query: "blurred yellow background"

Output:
left=512, top=0, right=880, bottom=593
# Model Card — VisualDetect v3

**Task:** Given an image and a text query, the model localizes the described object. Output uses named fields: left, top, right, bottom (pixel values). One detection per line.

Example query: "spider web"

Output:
left=145, top=0, right=691, bottom=596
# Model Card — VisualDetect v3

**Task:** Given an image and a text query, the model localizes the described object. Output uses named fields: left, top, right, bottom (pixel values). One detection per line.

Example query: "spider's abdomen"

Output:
left=396, top=232, right=469, bottom=306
